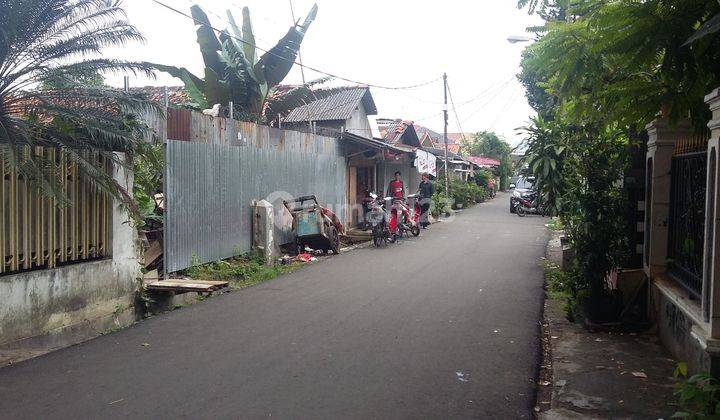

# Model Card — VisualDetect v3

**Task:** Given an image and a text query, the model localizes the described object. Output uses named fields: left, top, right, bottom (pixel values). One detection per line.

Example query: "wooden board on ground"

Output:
left=145, top=278, right=229, bottom=293
left=343, top=227, right=372, bottom=242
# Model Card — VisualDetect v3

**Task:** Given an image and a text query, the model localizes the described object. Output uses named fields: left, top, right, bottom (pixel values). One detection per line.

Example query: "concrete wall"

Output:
left=649, top=280, right=711, bottom=373
left=379, top=159, right=421, bottom=197
left=0, top=154, right=139, bottom=362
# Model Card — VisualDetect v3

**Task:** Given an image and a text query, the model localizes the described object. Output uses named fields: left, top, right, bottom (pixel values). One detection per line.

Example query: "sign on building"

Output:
left=414, top=150, right=437, bottom=177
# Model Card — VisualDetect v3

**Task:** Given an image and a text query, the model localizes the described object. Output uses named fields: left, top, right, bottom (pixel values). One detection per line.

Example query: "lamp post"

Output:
left=507, top=35, right=532, bottom=44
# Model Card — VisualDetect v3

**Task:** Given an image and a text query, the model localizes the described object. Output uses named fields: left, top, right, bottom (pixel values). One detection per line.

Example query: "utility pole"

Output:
left=443, top=73, right=449, bottom=196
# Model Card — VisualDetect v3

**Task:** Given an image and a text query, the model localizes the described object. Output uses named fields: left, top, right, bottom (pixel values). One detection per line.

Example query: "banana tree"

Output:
left=150, top=4, right=318, bottom=122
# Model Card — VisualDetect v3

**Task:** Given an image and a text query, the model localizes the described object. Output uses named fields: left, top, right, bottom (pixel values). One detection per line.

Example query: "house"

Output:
left=641, top=88, right=720, bottom=376
left=467, top=156, right=501, bottom=169
left=413, top=124, right=471, bottom=155
left=0, top=150, right=139, bottom=363
left=282, top=86, right=377, bottom=137
left=376, top=119, right=426, bottom=192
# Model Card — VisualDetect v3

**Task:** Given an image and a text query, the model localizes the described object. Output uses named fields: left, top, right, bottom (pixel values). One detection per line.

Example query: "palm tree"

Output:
left=0, top=0, right=159, bottom=203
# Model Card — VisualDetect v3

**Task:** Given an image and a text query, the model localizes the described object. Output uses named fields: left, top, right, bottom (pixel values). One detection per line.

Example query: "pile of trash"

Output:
left=278, top=252, right=319, bottom=265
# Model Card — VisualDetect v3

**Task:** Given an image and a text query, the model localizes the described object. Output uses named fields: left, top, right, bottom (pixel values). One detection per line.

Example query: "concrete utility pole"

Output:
left=443, top=73, right=450, bottom=195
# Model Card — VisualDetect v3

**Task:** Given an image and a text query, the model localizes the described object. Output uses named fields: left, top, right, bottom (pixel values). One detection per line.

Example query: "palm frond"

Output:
left=0, top=0, right=158, bottom=207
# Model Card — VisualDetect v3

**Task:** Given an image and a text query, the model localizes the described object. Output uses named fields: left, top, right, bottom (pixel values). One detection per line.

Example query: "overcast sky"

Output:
left=106, top=0, right=542, bottom=146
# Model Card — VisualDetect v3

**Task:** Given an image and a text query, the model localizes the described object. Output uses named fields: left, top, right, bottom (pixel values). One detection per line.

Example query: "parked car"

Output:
left=510, top=176, right=535, bottom=213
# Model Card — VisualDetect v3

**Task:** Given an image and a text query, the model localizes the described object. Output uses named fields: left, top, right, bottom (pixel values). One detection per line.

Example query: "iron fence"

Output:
left=1, top=147, right=111, bottom=275
left=668, top=150, right=707, bottom=297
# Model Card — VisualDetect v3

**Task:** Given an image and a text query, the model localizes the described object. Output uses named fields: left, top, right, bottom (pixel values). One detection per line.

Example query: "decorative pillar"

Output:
left=644, top=118, right=693, bottom=278
left=705, top=88, right=720, bottom=338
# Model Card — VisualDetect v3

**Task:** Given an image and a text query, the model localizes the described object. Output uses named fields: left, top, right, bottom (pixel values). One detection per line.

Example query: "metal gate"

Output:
left=668, top=149, right=707, bottom=297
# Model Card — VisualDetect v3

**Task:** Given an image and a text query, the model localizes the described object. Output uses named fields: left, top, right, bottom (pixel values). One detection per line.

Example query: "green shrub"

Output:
left=673, top=362, right=720, bottom=419
left=431, top=192, right=453, bottom=217
left=184, top=251, right=295, bottom=289
left=434, top=176, right=485, bottom=209
left=541, top=259, right=587, bottom=322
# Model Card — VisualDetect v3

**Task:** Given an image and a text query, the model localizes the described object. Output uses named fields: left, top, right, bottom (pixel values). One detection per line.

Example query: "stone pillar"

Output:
left=644, top=118, right=693, bottom=278
left=252, top=200, right=275, bottom=265
left=705, top=88, right=720, bottom=338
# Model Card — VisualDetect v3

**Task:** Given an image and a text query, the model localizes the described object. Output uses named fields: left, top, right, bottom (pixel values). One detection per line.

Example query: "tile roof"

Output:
left=447, top=132, right=473, bottom=143
left=413, top=123, right=472, bottom=145
left=413, top=124, right=443, bottom=143
left=423, top=146, right=463, bottom=160
left=128, top=86, right=190, bottom=106
left=376, top=118, right=421, bottom=147
left=432, top=142, right=461, bottom=154
left=283, top=86, right=377, bottom=123
left=467, top=156, right=501, bottom=167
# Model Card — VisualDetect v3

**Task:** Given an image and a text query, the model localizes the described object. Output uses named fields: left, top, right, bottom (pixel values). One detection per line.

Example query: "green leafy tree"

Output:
left=460, top=131, right=513, bottom=189
left=520, top=0, right=720, bottom=132
left=150, top=4, right=331, bottom=123
left=0, top=0, right=159, bottom=203
left=519, top=116, right=566, bottom=215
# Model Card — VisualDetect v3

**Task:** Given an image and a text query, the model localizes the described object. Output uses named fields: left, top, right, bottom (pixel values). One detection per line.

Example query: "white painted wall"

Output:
left=343, top=103, right=374, bottom=137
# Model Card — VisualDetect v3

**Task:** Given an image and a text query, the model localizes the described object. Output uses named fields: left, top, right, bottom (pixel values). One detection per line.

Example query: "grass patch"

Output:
left=540, top=259, right=583, bottom=321
left=541, top=259, right=571, bottom=300
left=184, top=251, right=298, bottom=290
left=546, top=216, right=564, bottom=231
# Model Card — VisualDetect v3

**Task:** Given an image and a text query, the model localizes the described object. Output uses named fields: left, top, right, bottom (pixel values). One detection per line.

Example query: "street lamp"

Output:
left=507, top=35, right=532, bottom=44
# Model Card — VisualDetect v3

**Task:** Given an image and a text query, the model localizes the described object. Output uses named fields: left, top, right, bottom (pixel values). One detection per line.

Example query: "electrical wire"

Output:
left=454, top=78, right=516, bottom=124
left=446, top=79, right=469, bottom=144
left=488, top=89, right=522, bottom=131
left=150, top=0, right=442, bottom=90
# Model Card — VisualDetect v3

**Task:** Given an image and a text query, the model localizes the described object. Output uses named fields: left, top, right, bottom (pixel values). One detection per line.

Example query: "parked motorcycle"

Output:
left=516, top=193, right=546, bottom=217
left=389, top=195, right=421, bottom=238
left=366, top=193, right=395, bottom=246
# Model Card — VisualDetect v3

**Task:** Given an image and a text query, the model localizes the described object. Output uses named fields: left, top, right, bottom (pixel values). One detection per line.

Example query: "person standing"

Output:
left=387, top=171, right=405, bottom=200
left=386, top=171, right=406, bottom=235
left=417, top=172, right=434, bottom=228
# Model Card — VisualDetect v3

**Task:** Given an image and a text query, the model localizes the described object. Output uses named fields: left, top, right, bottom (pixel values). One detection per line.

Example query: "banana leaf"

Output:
left=218, top=35, right=258, bottom=110
left=204, top=67, right=230, bottom=106
left=147, top=63, right=208, bottom=108
left=255, top=3, right=318, bottom=88
left=190, top=5, right=224, bottom=77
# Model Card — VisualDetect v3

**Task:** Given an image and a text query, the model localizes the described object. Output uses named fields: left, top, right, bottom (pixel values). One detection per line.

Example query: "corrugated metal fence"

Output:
left=164, top=109, right=347, bottom=273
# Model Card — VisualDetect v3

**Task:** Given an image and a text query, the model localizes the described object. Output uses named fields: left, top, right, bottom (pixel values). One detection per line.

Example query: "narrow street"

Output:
left=0, top=193, right=548, bottom=419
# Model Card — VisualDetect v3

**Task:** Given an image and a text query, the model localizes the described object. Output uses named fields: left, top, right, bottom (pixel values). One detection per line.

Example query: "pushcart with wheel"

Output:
left=283, top=195, right=340, bottom=255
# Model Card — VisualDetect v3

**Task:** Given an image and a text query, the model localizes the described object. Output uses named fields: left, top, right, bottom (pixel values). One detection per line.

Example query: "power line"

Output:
left=453, top=76, right=516, bottom=107
left=446, top=80, right=469, bottom=146
left=455, top=78, right=515, bottom=124
left=150, top=0, right=442, bottom=90
left=489, top=89, right=521, bottom=131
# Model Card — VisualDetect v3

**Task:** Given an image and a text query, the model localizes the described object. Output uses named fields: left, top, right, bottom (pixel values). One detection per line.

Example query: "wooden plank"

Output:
left=145, top=280, right=216, bottom=292
left=176, top=279, right=229, bottom=286
left=144, top=240, right=162, bottom=267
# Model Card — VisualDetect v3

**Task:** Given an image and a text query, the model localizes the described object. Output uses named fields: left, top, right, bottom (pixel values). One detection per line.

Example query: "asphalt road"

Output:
left=0, top=192, right=549, bottom=419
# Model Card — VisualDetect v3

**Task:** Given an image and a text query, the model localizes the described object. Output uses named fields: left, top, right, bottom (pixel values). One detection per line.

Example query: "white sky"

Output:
left=106, top=0, right=542, bottom=146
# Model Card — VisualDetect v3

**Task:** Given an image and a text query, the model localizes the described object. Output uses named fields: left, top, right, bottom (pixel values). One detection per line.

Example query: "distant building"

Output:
left=281, top=86, right=377, bottom=137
